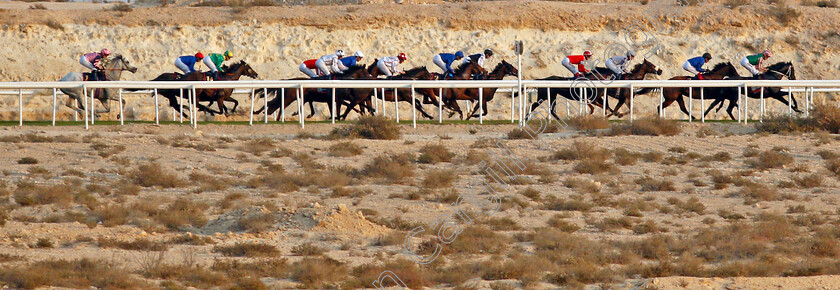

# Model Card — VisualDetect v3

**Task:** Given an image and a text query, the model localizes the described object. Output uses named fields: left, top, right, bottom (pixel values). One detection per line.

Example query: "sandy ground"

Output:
left=0, top=120, right=840, bottom=288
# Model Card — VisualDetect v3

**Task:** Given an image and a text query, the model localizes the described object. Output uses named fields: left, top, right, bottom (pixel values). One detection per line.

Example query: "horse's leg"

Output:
left=226, top=95, right=239, bottom=114
left=726, top=100, right=738, bottom=121
left=704, top=99, right=722, bottom=117
left=674, top=96, right=695, bottom=120
left=307, top=101, right=316, bottom=118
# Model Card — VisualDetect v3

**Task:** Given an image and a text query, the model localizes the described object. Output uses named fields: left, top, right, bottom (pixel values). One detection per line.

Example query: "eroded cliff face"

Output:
left=1, top=1, right=838, bottom=121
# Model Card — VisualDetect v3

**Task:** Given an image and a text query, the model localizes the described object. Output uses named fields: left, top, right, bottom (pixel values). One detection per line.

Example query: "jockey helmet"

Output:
left=354, top=51, right=364, bottom=58
left=101, top=49, right=111, bottom=56
left=627, top=50, right=636, bottom=58
left=583, top=50, right=593, bottom=58
left=703, top=52, right=712, bottom=60
left=455, top=51, right=464, bottom=58
left=484, top=49, right=494, bottom=57
left=224, top=50, right=233, bottom=59
left=398, top=53, right=407, bottom=61
left=762, top=50, right=771, bottom=58
left=335, top=50, right=345, bottom=57
left=195, top=52, right=204, bottom=60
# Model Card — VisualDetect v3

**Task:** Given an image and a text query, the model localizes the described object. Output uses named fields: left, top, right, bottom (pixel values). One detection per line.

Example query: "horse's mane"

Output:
left=343, top=65, right=367, bottom=75
left=710, top=62, right=731, bottom=72
left=224, top=60, right=247, bottom=71
left=454, top=61, right=478, bottom=75
left=404, top=66, right=427, bottom=75
left=367, top=59, right=378, bottom=71
left=591, top=67, right=614, bottom=75
left=766, top=62, right=792, bottom=71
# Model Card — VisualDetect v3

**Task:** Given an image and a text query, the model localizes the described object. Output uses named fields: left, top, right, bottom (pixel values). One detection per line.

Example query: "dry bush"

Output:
left=361, top=153, right=415, bottom=184
left=608, top=118, right=681, bottom=136
left=329, top=115, right=401, bottom=140
left=566, top=115, right=610, bottom=130
left=802, top=0, right=839, bottom=7
left=564, top=177, right=600, bottom=194
left=574, top=158, right=617, bottom=175
left=213, top=242, right=279, bottom=257
left=758, top=103, right=840, bottom=134
left=128, top=161, right=184, bottom=188
left=97, top=238, right=168, bottom=251
left=477, top=216, right=521, bottom=231
left=613, top=148, right=641, bottom=165
left=289, top=257, right=347, bottom=288
left=546, top=215, right=580, bottom=232
left=17, top=157, right=38, bottom=164
left=13, top=182, right=73, bottom=207
left=327, top=141, right=363, bottom=157
left=551, top=140, right=610, bottom=161
left=702, top=151, right=732, bottom=162
left=239, top=137, right=275, bottom=156
left=329, top=186, right=371, bottom=198
left=593, top=217, right=634, bottom=232
left=291, top=244, right=326, bottom=256
left=737, top=182, right=780, bottom=203
left=792, top=173, right=823, bottom=188
left=109, top=3, right=133, bottom=11
left=774, top=3, right=801, bottom=25
left=518, top=187, right=541, bottom=201
left=29, top=3, right=46, bottom=9
left=545, top=196, right=594, bottom=212
left=348, top=259, right=429, bottom=289
left=235, top=212, right=276, bottom=233
left=746, top=150, right=794, bottom=170
left=418, top=143, right=455, bottom=164
left=422, top=169, right=458, bottom=188
left=190, top=172, right=236, bottom=192
left=0, top=259, right=142, bottom=288
left=635, top=176, right=676, bottom=192
left=210, top=258, right=288, bottom=280
left=156, top=198, right=209, bottom=230
left=447, top=226, right=510, bottom=254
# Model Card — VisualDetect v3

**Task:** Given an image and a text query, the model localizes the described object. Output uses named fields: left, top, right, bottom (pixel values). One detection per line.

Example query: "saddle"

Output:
left=83, top=71, right=107, bottom=81
left=692, top=74, right=706, bottom=80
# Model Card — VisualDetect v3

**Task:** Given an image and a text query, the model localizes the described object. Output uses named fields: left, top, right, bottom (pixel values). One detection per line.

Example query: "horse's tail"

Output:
left=634, top=87, right=658, bottom=95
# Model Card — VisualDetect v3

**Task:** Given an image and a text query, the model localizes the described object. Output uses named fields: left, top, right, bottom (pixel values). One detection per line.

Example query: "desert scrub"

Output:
left=551, top=140, right=610, bottom=161
left=756, top=103, right=840, bottom=134
left=127, top=161, right=184, bottom=188
left=418, top=143, right=455, bottom=164
left=607, top=118, right=681, bottom=136
left=329, top=115, right=401, bottom=140
left=746, top=150, right=794, bottom=170
left=422, top=169, right=458, bottom=188
left=327, top=141, right=363, bottom=157
left=360, top=153, right=415, bottom=184
left=213, top=242, right=279, bottom=257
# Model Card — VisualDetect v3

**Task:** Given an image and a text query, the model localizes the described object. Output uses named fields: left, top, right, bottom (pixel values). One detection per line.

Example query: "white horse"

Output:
left=39, top=54, right=138, bottom=116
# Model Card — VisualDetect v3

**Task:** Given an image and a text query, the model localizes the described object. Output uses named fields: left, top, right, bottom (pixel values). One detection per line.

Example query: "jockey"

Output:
left=175, top=53, right=204, bottom=75
left=79, top=49, right=111, bottom=81
left=562, top=51, right=593, bottom=78
left=315, top=50, right=348, bottom=76
left=741, top=50, right=771, bottom=76
left=463, top=49, right=494, bottom=69
left=683, top=53, right=712, bottom=79
left=377, top=53, right=407, bottom=77
left=606, top=50, right=636, bottom=78
left=339, top=51, right=365, bottom=71
left=203, top=50, right=233, bottom=80
left=432, top=51, right=464, bottom=76
left=299, top=59, right=320, bottom=78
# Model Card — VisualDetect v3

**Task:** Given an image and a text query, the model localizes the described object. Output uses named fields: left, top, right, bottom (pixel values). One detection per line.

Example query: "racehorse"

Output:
left=195, top=60, right=259, bottom=116
left=350, top=66, right=438, bottom=120
left=42, top=55, right=138, bottom=116
left=525, top=67, right=618, bottom=120
left=438, top=61, right=488, bottom=119
left=635, top=62, right=741, bottom=120
left=702, top=61, right=800, bottom=120
left=253, top=66, right=374, bottom=120
left=462, top=60, right=519, bottom=120
left=603, top=59, right=663, bottom=118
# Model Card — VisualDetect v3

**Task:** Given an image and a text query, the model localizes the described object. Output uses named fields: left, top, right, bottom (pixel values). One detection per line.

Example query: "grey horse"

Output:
left=43, top=54, right=138, bottom=116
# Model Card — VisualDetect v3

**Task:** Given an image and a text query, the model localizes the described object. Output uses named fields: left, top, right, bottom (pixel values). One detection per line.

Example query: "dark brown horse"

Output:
left=350, top=66, right=439, bottom=120
left=525, top=67, right=619, bottom=120
left=702, top=61, right=800, bottom=120
left=636, top=62, right=741, bottom=120
left=197, top=61, right=259, bottom=116
left=253, top=66, right=373, bottom=120
left=367, top=61, right=441, bottom=106
left=603, top=59, right=663, bottom=118
left=438, top=61, right=488, bottom=119
left=462, top=60, right=519, bottom=119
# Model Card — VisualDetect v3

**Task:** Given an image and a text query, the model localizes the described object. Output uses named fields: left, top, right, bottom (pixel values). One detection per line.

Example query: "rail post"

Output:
left=373, top=87, right=378, bottom=116
left=281, top=88, right=285, bottom=122
left=381, top=88, right=386, bottom=117
left=90, top=87, right=95, bottom=124
left=521, top=83, right=527, bottom=125
left=264, top=88, right=268, bottom=124
left=249, top=88, right=255, bottom=126
left=154, top=88, right=159, bottom=125
left=394, top=88, right=399, bottom=123
left=411, top=85, right=417, bottom=128
left=511, top=86, right=515, bottom=123
left=807, top=87, right=812, bottom=117
left=179, top=89, right=184, bottom=123
left=298, top=85, right=305, bottom=129
left=438, top=87, right=443, bottom=124
left=700, top=88, right=705, bottom=123
left=547, top=86, right=552, bottom=121
left=737, top=86, right=742, bottom=123
left=479, top=87, right=484, bottom=124
left=787, top=86, right=792, bottom=115
left=760, top=87, right=765, bottom=123
left=18, top=88, right=23, bottom=127
left=629, top=84, right=634, bottom=122
left=52, top=88, right=57, bottom=126
left=744, top=84, right=749, bottom=125
left=602, top=87, right=607, bottom=117
left=118, top=89, right=124, bottom=126
left=331, top=88, right=336, bottom=124
left=191, top=86, right=197, bottom=129
left=83, top=84, right=89, bottom=130
left=688, top=87, right=693, bottom=122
